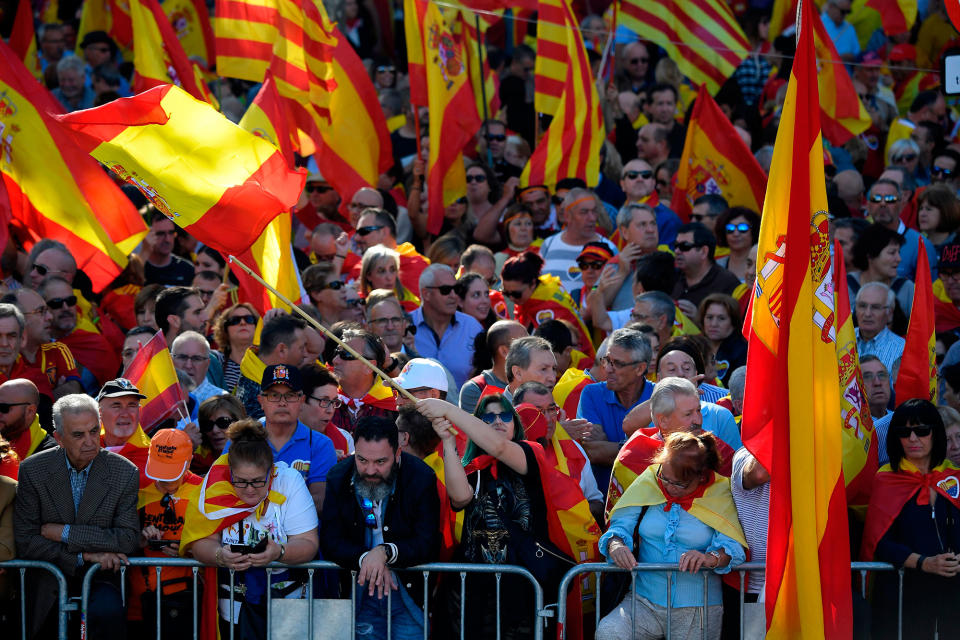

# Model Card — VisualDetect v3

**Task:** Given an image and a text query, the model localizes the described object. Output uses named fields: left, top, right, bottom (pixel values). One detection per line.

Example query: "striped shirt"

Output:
left=731, top=448, right=768, bottom=594
left=699, top=383, right=727, bottom=404
left=855, top=328, right=904, bottom=378
left=874, top=411, right=893, bottom=467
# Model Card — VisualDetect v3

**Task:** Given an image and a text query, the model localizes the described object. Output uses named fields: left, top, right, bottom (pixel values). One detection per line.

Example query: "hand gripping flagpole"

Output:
left=227, top=255, right=419, bottom=404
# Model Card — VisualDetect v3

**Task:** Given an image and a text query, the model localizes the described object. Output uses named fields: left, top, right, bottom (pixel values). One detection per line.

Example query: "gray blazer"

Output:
left=13, top=447, right=139, bottom=577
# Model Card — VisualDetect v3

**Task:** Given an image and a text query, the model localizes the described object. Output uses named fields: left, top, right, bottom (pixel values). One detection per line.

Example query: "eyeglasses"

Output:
left=893, top=425, right=933, bottom=439
left=605, top=357, right=641, bottom=369
left=628, top=57, right=649, bottom=64
left=485, top=134, right=506, bottom=142
left=426, top=284, right=456, bottom=295
left=623, top=169, right=653, bottom=180
left=309, top=396, right=342, bottom=409
left=479, top=411, right=513, bottom=425
left=675, top=242, right=702, bottom=252
left=893, top=154, right=916, bottom=163
left=576, top=260, right=606, bottom=271
left=466, top=174, right=488, bottom=184
left=0, top=402, right=29, bottom=413
left=46, top=295, right=77, bottom=310
left=160, top=494, right=178, bottom=526
left=869, top=194, right=899, bottom=204
left=369, top=315, right=404, bottom=327
left=657, top=466, right=694, bottom=490
left=31, top=263, right=65, bottom=277
left=305, top=185, right=333, bottom=194
left=173, top=353, right=208, bottom=365
left=262, top=391, right=302, bottom=404
left=726, top=223, right=751, bottom=234
left=502, top=289, right=526, bottom=300
left=376, top=65, right=396, bottom=73
left=861, top=371, right=890, bottom=382
left=231, top=474, right=269, bottom=489
left=360, top=497, right=378, bottom=528
left=855, top=302, right=890, bottom=312
left=23, top=305, right=50, bottom=317
left=356, top=225, right=385, bottom=236
left=837, top=7, right=851, bottom=15
left=225, top=313, right=257, bottom=327
left=200, top=416, right=234, bottom=433
left=932, top=165, right=955, bottom=177
left=315, top=280, right=345, bottom=291
left=540, top=403, right=560, bottom=417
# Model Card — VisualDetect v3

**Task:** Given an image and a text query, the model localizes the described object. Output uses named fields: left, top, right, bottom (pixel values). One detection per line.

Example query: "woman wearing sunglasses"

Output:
left=714, top=207, right=760, bottom=283
left=182, top=419, right=319, bottom=638
left=359, top=246, right=420, bottom=312
left=861, top=399, right=960, bottom=639
left=192, top=394, right=246, bottom=475
left=213, top=303, right=260, bottom=393
left=597, top=432, right=746, bottom=640
left=301, top=262, right=352, bottom=328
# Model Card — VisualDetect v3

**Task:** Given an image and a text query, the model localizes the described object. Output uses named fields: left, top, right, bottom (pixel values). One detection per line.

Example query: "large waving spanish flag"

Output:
left=865, top=0, right=917, bottom=36
left=671, top=84, right=767, bottom=221
left=122, top=330, right=186, bottom=430
left=54, top=84, right=306, bottom=257
left=448, top=6, right=501, bottom=122
left=894, top=237, right=937, bottom=403
left=741, top=0, right=852, bottom=636
left=0, top=42, right=147, bottom=292
left=811, top=10, right=871, bottom=145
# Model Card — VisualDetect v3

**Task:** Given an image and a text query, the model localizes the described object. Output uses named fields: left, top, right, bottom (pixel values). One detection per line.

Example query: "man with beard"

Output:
left=320, top=416, right=440, bottom=638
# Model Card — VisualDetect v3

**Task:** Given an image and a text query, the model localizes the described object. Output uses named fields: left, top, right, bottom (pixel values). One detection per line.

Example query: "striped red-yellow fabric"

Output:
left=618, top=0, right=750, bottom=94
left=811, top=10, right=871, bottom=146
left=450, top=7, right=501, bottom=121
left=0, top=41, right=146, bottom=292
left=741, top=1, right=852, bottom=636
left=534, top=0, right=569, bottom=116
left=10, top=0, right=41, bottom=81
left=164, top=0, right=217, bottom=67
left=214, top=0, right=279, bottom=81
left=121, top=330, right=185, bottom=430
left=833, top=241, right=878, bottom=510
left=521, top=0, right=603, bottom=191
left=671, top=84, right=767, bottom=221
left=54, top=84, right=306, bottom=257
left=865, top=0, right=917, bottom=36
left=894, top=237, right=937, bottom=403
left=129, top=0, right=217, bottom=104
left=405, top=0, right=481, bottom=235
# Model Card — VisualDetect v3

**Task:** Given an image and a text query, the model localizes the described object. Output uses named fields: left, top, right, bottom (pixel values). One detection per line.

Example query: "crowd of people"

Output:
left=3, top=0, right=960, bottom=638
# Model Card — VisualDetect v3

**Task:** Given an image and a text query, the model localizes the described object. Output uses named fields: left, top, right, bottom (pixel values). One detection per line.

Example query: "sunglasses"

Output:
left=356, top=225, right=385, bottom=236
left=869, top=194, right=899, bottom=204
left=932, top=165, right=955, bottom=177
left=893, top=154, right=916, bottom=163
left=426, top=284, right=456, bottom=295
left=360, top=497, right=378, bottom=528
left=0, top=402, right=29, bottom=413
left=306, top=185, right=333, bottom=194
left=225, top=313, right=257, bottom=327
left=628, top=57, right=649, bottom=64
left=675, top=242, right=701, bottom=252
left=455, top=197, right=468, bottom=205
left=231, top=474, right=269, bottom=489
left=376, top=65, right=395, bottom=73
left=346, top=298, right=365, bottom=308
left=726, top=223, right=751, bottom=233
left=623, top=169, right=653, bottom=180
left=485, top=134, right=506, bottom=142
left=335, top=348, right=361, bottom=361
left=200, top=415, right=234, bottom=433
left=46, top=295, right=77, bottom=310
left=316, top=280, right=345, bottom=291
left=31, top=263, right=63, bottom=277
left=502, top=289, right=525, bottom=300
left=479, top=411, right=513, bottom=425
left=893, top=425, right=933, bottom=438
left=466, top=174, right=488, bottom=184
left=160, top=494, right=178, bottom=526
left=577, top=260, right=606, bottom=271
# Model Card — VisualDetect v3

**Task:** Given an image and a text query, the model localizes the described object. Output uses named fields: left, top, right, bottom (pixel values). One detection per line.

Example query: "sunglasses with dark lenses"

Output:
left=628, top=57, right=649, bottom=64
left=0, top=402, right=29, bottom=413
left=335, top=348, right=360, bottom=361
left=346, top=298, right=365, bottom=308
left=623, top=169, right=654, bottom=180
left=225, top=314, right=257, bottom=327
left=486, top=134, right=506, bottom=142
left=46, top=295, right=77, bottom=310
left=427, top=284, right=456, bottom=295
left=893, top=425, right=933, bottom=439
left=200, top=416, right=234, bottom=433
left=466, top=174, right=488, bottom=184
left=726, top=223, right=751, bottom=233
left=355, top=225, right=386, bottom=236
left=31, top=263, right=55, bottom=276
left=455, top=197, right=468, bottom=205
left=160, top=493, right=178, bottom=525
left=361, top=497, right=378, bottom=528
left=503, top=289, right=526, bottom=300
left=893, top=154, right=917, bottom=163
left=577, top=260, right=606, bottom=271
left=479, top=411, right=513, bottom=425
left=932, top=166, right=955, bottom=177
left=869, top=194, right=899, bottom=204
left=675, top=242, right=701, bottom=252
left=305, top=185, right=333, bottom=194
left=317, top=280, right=344, bottom=291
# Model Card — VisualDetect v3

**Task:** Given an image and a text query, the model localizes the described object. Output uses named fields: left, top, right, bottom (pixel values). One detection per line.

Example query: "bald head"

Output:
left=0, top=378, right=39, bottom=439
left=29, top=247, right=76, bottom=289
left=488, top=320, right=528, bottom=365
left=348, top=187, right=385, bottom=226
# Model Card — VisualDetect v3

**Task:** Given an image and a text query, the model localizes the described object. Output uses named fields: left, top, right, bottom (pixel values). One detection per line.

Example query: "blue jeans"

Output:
left=354, top=579, right=424, bottom=640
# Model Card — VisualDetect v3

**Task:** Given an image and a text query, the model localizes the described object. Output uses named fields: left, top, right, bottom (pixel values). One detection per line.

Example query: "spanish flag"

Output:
left=865, top=0, right=917, bottom=36
left=10, top=0, right=41, bottom=81
left=163, top=0, right=217, bottom=68
left=449, top=7, right=501, bottom=122
left=54, top=84, right=306, bottom=257
left=741, top=1, right=852, bottom=635
left=671, top=84, right=767, bottom=221
left=767, top=0, right=795, bottom=41
left=811, top=10, right=871, bottom=145
left=215, top=0, right=279, bottom=82
left=0, top=41, right=147, bottom=292
left=553, top=368, right=593, bottom=418
left=516, top=275, right=595, bottom=357
left=9, top=415, right=49, bottom=462
left=894, top=237, right=937, bottom=404
left=76, top=0, right=134, bottom=55
left=405, top=0, right=481, bottom=235
left=122, top=330, right=186, bottom=431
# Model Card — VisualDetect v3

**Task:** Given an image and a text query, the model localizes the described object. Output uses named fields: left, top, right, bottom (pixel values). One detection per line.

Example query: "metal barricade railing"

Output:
left=80, top=558, right=545, bottom=640
left=0, top=559, right=73, bottom=640
left=556, top=561, right=899, bottom=640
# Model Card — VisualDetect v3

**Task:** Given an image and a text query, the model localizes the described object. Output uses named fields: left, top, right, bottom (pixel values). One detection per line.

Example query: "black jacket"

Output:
left=320, top=452, right=440, bottom=606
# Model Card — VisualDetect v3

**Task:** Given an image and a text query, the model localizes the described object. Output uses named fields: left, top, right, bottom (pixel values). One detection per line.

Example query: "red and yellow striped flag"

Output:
left=741, top=0, right=852, bottom=635
left=618, top=0, right=750, bottom=95
left=122, top=330, right=186, bottom=430
left=671, top=84, right=767, bottom=221
left=534, top=0, right=569, bottom=116
left=865, top=0, right=917, bottom=36
left=54, top=84, right=306, bottom=257
left=894, top=237, right=937, bottom=403
left=10, top=0, right=41, bottom=81
left=521, top=1, right=603, bottom=191
left=767, top=0, right=796, bottom=41
left=0, top=41, right=147, bottom=292
left=811, top=10, right=871, bottom=145
left=76, top=0, right=134, bottom=56
left=214, top=0, right=279, bottom=81
left=164, top=0, right=217, bottom=67
left=405, top=0, right=481, bottom=235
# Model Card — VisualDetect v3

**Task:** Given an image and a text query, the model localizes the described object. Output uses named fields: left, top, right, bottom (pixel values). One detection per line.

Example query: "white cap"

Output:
left=383, top=358, right=448, bottom=393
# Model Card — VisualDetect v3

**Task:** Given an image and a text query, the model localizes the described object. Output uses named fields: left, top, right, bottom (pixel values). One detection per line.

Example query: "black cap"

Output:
left=260, top=364, right=302, bottom=392
left=941, top=242, right=960, bottom=272
left=79, top=30, right=116, bottom=50
left=97, top=378, right=147, bottom=401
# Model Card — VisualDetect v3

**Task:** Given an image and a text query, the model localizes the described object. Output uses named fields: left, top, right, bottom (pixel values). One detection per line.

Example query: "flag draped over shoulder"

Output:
left=618, top=0, right=750, bottom=94
left=894, top=238, right=937, bottom=403
left=214, top=0, right=279, bottom=81
left=810, top=11, right=871, bottom=145
left=10, top=1, right=41, bottom=80
left=671, top=85, right=767, bottom=221
left=741, top=0, right=852, bottom=635
left=0, top=42, right=147, bottom=292
left=54, top=84, right=306, bottom=257
left=122, top=330, right=186, bottom=431
left=405, top=0, right=481, bottom=235
left=521, top=0, right=603, bottom=190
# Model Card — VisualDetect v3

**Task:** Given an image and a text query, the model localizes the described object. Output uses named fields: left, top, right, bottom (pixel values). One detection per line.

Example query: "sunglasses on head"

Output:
left=360, top=497, right=378, bottom=528
left=200, top=415, right=235, bottom=433
left=479, top=411, right=513, bottom=425
left=466, top=174, right=487, bottom=184
left=726, top=222, right=751, bottom=234
left=225, top=313, right=257, bottom=327
left=675, top=241, right=701, bottom=252
left=306, top=185, right=332, bottom=194
left=0, top=402, right=29, bottom=413
left=577, top=260, right=606, bottom=271
left=486, top=134, right=506, bottom=142
left=623, top=169, right=653, bottom=180
left=869, top=194, right=899, bottom=204
left=46, top=295, right=77, bottom=310
left=893, top=425, right=932, bottom=438
left=427, top=284, right=456, bottom=295
left=932, top=165, right=955, bottom=177
left=355, top=224, right=385, bottom=236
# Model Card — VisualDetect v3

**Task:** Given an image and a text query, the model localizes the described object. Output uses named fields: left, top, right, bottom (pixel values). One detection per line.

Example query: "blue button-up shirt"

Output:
left=856, top=327, right=905, bottom=378
left=409, top=308, right=483, bottom=389
left=61, top=452, right=93, bottom=543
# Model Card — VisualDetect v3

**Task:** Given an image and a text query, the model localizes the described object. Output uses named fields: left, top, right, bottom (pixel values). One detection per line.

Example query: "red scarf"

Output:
left=656, top=473, right=710, bottom=511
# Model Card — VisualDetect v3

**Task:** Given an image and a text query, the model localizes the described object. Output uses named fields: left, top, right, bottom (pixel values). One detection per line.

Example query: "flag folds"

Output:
left=55, top=84, right=305, bottom=257
left=894, top=238, right=937, bottom=403
left=164, top=0, right=217, bottom=67
left=741, top=0, right=852, bottom=635
left=122, top=330, right=186, bottom=431
left=215, top=0, right=279, bottom=81
left=811, top=11, right=871, bottom=145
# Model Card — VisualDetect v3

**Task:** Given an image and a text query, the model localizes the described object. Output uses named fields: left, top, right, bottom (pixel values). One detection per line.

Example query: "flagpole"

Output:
left=227, top=255, right=419, bottom=403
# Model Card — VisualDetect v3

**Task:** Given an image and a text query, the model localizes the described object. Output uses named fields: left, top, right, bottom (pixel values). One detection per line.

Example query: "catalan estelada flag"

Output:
left=163, top=0, right=217, bottom=67
left=10, top=0, right=41, bottom=81
left=833, top=241, right=877, bottom=511
left=671, top=84, right=767, bottom=221
left=405, top=0, right=481, bottom=235
left=0, top=41, right=147, bottom=292
left=54, top=84, right=306, bottom=257
left=741, top=1, right=852, bottom=635
left=521, top=0, right=603, bottom=190
left=811, top=10, right=871, bottom=146
left=618, top=0, right=750, bottom=94
left=215, top=0, right=279, bottom=82
left=894, top=237, right=937, bottom=403
left=122, top=330, right=186, bottom=431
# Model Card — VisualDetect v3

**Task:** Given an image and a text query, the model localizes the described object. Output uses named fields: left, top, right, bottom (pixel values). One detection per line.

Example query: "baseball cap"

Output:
left=306, top=172, right=328, bottom=184
left=97, top=378, right=148, bottom=401
left=145, top=429, right=194, bottom=482
left=384, top=358, right=448, bottom=392
left=515, top=403, right=548, bottom=440
left=261, top=364, right=302, bottom=392
left=577, top=241, right=614, bottom=264
left=888, top=44, right=916, bottom=62
left=858, top=50, right=883, bottom=67
left=941, top=242, right=960, bottom=272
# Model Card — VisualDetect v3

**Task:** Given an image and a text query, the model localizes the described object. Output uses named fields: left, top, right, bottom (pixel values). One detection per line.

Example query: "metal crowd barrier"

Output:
left=0, top=559, right=73, bottom=640
left=80, top=558, right=546, bottom=640
left=556, top=561, right=899, bottom=640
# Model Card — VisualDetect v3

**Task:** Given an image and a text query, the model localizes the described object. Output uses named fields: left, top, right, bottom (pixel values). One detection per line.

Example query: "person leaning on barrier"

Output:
left=596, top=432, right=746, bottom=640
left=860, top=399, right=960, bottom=639
left=13, top=393, right=140, bottom=640
left=319, top=416, right=440, bottom=640
left=181, top=419, right=319, bottom=638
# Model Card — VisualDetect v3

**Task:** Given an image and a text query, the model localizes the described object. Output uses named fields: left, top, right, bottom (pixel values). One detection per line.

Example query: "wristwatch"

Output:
left=278, top=544, right=286, bottom=562
left=707, top=550, right=722, bottom=567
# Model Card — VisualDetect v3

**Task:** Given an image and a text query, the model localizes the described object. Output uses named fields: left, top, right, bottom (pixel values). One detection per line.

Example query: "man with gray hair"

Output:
left=52, top=55, right=94, bottom=111
left=727, top=366, right=747, bottom=417
left=605, top=203, right=662, bottom=310
left=410, top=264, right=483, bottom=388
left=0, top=302, right=56, bottom=400
left=539, top=187, right=617, bottom=292
left=504, top=336, right=558, bottom=401
left=171, top=331, right=227, bottom=404
left=854, top=282, right=903, bottom=375
left=14, top=393, right=139, bottom=638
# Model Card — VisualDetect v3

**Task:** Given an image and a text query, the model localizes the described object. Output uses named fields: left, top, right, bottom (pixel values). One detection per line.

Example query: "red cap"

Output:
left=889, top=44, right=916, bottom=62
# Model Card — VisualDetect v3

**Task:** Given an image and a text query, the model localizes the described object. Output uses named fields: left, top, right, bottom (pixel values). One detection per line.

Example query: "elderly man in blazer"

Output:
left=14, top=393, right=139, bottom=639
